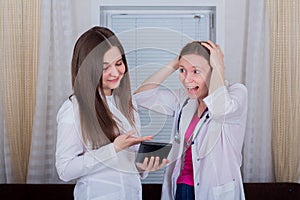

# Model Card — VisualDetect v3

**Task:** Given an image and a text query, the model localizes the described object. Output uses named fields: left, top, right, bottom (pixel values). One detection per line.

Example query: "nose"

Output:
left=184, top=72, right=193, bottom=83
left=109, top=65, right=119, bottom=77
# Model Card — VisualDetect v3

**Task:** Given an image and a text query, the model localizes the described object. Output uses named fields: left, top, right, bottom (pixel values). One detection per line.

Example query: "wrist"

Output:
left=113, top=143, right=122, bottom=153
left=166, top=59, right=179, bottom=71
left=135, top=163, right=145, bottom=172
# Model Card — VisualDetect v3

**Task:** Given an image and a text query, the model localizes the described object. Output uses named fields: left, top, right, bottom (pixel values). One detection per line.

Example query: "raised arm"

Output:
left=201, top=41, right=225, bottom=95
left=134, top=58, right=179, bottom=94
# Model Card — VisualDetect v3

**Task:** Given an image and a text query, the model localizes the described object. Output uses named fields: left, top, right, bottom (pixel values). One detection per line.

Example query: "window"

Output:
left=100, top=6, right=216, bottom=183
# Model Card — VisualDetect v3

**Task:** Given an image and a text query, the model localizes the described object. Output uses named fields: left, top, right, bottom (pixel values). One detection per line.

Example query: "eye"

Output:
left=179, top=68, right=186, bottom=73
left=103, top=66, right=109, bottom=71
left=194, top=69, right=200, bottom=74
left=115, top=60, right=123, bottom=66
left=103, top=63, right=109, bottom=71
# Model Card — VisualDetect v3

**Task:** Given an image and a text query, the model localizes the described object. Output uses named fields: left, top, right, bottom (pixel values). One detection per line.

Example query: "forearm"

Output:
left=200, top=41, right=225, bottom=95
left=56, top=143, right=117, bottom=182
left=134, top=58, right=178, bottom=94
left=56, top=122, right=117, bottom=182
left=208, top=65, right=225, bottom=95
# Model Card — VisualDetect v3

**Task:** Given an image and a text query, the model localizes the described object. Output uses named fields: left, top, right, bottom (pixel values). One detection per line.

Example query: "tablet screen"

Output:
left=135, top=141, right=172, bottom=163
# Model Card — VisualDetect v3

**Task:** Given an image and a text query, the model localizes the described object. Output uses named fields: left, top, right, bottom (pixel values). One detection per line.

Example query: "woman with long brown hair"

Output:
left=55, top=26, right=165, bottom=200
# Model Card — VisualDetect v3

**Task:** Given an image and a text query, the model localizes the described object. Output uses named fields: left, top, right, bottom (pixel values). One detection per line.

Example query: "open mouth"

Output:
left=186, top=86, right=200, bottom=94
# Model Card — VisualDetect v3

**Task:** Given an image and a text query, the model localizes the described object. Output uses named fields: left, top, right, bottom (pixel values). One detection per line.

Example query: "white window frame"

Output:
left=100, top=6, right=216, bottom=42
left=91, top=0, right=225, bottom=47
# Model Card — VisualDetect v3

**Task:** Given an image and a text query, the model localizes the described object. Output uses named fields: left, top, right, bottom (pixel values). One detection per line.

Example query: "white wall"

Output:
left=225, top=0, right=247, bottom=84
left=72, top=0, right=247, bottom=83
left=71, top=0, right=93, bottom=39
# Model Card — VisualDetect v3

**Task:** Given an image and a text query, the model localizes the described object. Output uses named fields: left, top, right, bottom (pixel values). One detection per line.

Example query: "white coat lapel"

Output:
left=197, top=120, right=222, bottom=159
left=179, top=99, right=198, bottom=140
left=174, top=99, right=197, bottom=158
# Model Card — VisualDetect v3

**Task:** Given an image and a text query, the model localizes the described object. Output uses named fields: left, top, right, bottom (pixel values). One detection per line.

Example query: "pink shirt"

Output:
left=176, top=113, right=200, bottom=186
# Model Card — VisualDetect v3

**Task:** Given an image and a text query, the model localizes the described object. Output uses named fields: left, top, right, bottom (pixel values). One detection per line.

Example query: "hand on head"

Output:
left=201, top=40, right=224, bottom=71
left=168, top=57, right=180, bottom=70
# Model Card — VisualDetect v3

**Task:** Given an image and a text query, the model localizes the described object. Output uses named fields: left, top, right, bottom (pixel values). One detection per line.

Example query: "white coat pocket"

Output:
left=209, top=180, right=236, bottom=200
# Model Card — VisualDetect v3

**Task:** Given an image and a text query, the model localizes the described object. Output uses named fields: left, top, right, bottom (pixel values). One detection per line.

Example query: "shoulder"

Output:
left=131, top=95, right=140, bottom=115
left=177, top=88, right=189, bottom=103
left=227, top=83, right=248, bottom=99
left=131, top=95, right=138, bottom=107
left=227, top=83, right=248, bottom=114
left=56, top=98, right=75, bottom=124
left=228, top=83, right=247, bottom=92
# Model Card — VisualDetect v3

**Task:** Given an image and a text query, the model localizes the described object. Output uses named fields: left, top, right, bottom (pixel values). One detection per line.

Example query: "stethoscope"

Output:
left=174, top=98, right=211, bottom=146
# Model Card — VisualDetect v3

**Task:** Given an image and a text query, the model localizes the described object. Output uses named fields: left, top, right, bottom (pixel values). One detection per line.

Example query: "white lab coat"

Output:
left=134, top=83, right=247, bottom=200
left=55, top=95, right=143, bottom=200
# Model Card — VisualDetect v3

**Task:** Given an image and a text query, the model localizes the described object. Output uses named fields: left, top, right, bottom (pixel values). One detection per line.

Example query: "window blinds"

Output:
left=106, top=9, right=214, bottom=183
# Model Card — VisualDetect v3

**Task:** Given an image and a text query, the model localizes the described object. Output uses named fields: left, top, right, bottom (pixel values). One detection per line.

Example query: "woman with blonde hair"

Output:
left=135, top=40, right=247, bottom=200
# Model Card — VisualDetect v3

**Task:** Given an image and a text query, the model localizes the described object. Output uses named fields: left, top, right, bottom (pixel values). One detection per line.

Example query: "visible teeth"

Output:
left=187, top=86, right=199, bottom=92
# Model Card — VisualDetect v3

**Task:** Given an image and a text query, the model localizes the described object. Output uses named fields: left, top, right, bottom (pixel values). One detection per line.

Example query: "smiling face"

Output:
left=102, top=46, right=126, bottom=96
left=179, top=54, right=211, bottom=99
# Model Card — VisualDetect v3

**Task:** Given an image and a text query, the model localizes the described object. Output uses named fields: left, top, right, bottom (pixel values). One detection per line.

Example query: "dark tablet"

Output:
left=135, top=141, right=172, bottom=163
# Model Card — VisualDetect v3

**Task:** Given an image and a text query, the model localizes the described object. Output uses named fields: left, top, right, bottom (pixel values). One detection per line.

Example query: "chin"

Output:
left=188, top=92, right=208, bottom=100
left=187, top=94, right=200, bottom=99
left=110, top=83, right=121, bottom=89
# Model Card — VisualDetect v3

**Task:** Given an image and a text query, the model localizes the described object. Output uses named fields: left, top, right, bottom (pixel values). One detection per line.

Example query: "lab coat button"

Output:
left=197, top=158, right=200, bottom=161
left=197, top=183, right=200, bottom=186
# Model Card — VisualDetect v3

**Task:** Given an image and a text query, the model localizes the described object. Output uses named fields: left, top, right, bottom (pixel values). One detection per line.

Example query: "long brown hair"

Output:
left=71, top=26, right=135, bottom=149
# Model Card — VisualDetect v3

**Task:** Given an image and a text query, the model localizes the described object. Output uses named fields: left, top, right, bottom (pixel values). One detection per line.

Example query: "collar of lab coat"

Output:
left=179, top=98, right=222, bottom=159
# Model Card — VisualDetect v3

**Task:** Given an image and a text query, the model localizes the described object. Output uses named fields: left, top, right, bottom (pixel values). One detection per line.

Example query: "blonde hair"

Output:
left=179, top=41, right=210, bottom=64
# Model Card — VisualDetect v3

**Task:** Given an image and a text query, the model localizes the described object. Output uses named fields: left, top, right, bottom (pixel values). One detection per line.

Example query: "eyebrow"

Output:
left=103, top=58, right=122, bottom=65
left=179, top=65, right=201, bottom=69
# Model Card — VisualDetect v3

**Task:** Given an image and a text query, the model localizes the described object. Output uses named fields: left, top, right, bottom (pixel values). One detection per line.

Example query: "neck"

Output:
left=197, top=99, right=207, bottom=117
left=100, top=87, right=112, bottom=96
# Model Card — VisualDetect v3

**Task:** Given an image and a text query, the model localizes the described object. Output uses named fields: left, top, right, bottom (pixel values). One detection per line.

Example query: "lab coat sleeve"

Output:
left=204, top=83, right=248, bottom=123
left=55, top=101, right=117, bottom=182
left=134, top=87, right=184, bottom=116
